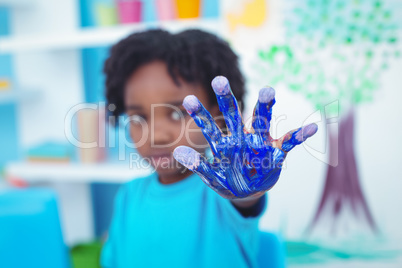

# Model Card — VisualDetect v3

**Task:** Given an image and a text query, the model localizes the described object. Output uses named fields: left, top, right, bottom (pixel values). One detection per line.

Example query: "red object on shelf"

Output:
left=117, top=0, right=142, bottom=24
left=7, top=176, right=28, bottom=188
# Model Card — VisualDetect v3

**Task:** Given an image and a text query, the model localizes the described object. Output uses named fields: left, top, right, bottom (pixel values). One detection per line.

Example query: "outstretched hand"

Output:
left=173, top=76, right=317, bottom=199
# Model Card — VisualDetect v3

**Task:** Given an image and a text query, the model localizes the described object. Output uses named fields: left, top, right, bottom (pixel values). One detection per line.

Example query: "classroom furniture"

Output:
left=0, top=188, right=71, bottom=268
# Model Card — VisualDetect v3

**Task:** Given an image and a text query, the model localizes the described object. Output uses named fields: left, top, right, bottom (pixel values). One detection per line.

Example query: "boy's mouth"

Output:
left=148, top=153, right=175, bottom=166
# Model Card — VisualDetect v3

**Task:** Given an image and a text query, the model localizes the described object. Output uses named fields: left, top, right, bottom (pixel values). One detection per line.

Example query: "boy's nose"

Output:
left=151, top=122, right=173, bottom=147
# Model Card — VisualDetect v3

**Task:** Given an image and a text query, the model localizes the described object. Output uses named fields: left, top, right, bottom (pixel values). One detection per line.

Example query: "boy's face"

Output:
left=125, top=61, right=219, bottom=183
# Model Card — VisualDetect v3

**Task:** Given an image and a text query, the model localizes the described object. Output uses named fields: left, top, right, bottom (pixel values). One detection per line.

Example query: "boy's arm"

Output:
left=231, top=195, right=265, bottom=217
left=231, top=195, right=262, bottom=208
left=174, top=76, right=317, bottom=201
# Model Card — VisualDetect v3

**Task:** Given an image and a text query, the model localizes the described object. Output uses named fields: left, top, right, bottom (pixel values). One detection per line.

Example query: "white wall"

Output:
left=9, top=0, right=93, bottom=245
left=224, top=0, right=402, bottom=254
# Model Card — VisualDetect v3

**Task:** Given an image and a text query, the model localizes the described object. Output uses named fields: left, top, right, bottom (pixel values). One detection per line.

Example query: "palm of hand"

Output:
left=174, top=76, right=317, bottom=199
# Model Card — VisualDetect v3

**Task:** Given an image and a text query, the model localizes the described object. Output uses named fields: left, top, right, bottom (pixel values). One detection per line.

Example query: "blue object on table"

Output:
left=27, top=141, right=74, bottom=160
left=257, top=231, right=286, bottom=268
left=0, top=188, right=71, bottom=268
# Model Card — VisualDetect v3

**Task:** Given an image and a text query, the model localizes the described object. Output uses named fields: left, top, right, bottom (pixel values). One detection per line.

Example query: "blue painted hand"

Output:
left=173, top=76, right=318, bottom=199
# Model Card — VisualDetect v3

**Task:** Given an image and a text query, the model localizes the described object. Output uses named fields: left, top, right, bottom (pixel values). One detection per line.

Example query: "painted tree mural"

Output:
left=254, top=0, right=401, bottom=237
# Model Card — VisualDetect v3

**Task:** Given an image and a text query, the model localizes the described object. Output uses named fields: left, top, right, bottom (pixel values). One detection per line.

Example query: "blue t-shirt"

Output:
left=101, top=172, right=266, bottom=268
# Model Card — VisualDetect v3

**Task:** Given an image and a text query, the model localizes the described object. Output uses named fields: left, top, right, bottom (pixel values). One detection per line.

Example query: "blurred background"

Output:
left=0, top=0, right=401, bottom=267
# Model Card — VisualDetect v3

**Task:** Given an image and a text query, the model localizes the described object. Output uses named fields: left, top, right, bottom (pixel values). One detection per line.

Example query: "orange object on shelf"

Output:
left=176, top=0, right=201, bottom=19
left=27, top=157, right=71, bottom=163
left=77, top=108, right=106, bottom=163
left=0, top=79, right=11, bottom=91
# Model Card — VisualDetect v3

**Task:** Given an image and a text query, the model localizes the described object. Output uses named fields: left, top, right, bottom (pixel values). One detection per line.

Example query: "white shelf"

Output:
left=5, top=162, right=153, bottom=183
left=0, top=18, right=222, bottom=53
left=0, top=0, right=34, bottom=8
left=0, top=89, right=41, bottom=104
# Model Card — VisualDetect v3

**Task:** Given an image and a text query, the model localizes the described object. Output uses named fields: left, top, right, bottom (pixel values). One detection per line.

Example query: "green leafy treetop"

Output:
left=255, top=0, right=400, bottom=115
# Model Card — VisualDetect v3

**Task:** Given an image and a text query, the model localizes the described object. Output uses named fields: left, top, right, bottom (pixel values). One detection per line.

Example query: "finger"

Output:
left=183, top=95, right=222, bottom=156
left=280, top=123, right=318, bottom=152
left=252, top=86, right=276, bottom=143
left=211, top=76, right=244, bottom=139
left=173, top=146, right=233, bottom=198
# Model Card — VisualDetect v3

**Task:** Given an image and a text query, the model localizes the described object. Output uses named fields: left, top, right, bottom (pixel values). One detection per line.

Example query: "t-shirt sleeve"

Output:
left=100, top=184, right=128, bottom=268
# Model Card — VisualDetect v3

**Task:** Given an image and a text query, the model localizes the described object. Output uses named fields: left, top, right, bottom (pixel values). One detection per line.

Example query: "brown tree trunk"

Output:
left=308, top=108, right=377, bottom=236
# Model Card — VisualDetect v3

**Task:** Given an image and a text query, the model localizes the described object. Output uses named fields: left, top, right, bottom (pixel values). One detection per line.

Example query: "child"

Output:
left=101, top=29, right=317, bottom=267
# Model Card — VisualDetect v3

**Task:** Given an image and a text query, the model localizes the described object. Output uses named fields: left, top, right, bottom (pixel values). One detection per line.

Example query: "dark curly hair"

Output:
left=104, top=29, right=245, bottom=118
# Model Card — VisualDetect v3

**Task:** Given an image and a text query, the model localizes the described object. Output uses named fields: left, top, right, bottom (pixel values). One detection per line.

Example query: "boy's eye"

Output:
left=129, top=114, right=146, bottom=125
left=171, top=110, right=186, bottom=121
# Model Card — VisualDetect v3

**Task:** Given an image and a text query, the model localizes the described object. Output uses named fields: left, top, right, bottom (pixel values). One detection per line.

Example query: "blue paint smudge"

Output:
left=174, top=76, right=318, bottom=199
left=252, top=86, right=276, bottom=143
left=282, top=124, right=318, bottom=152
